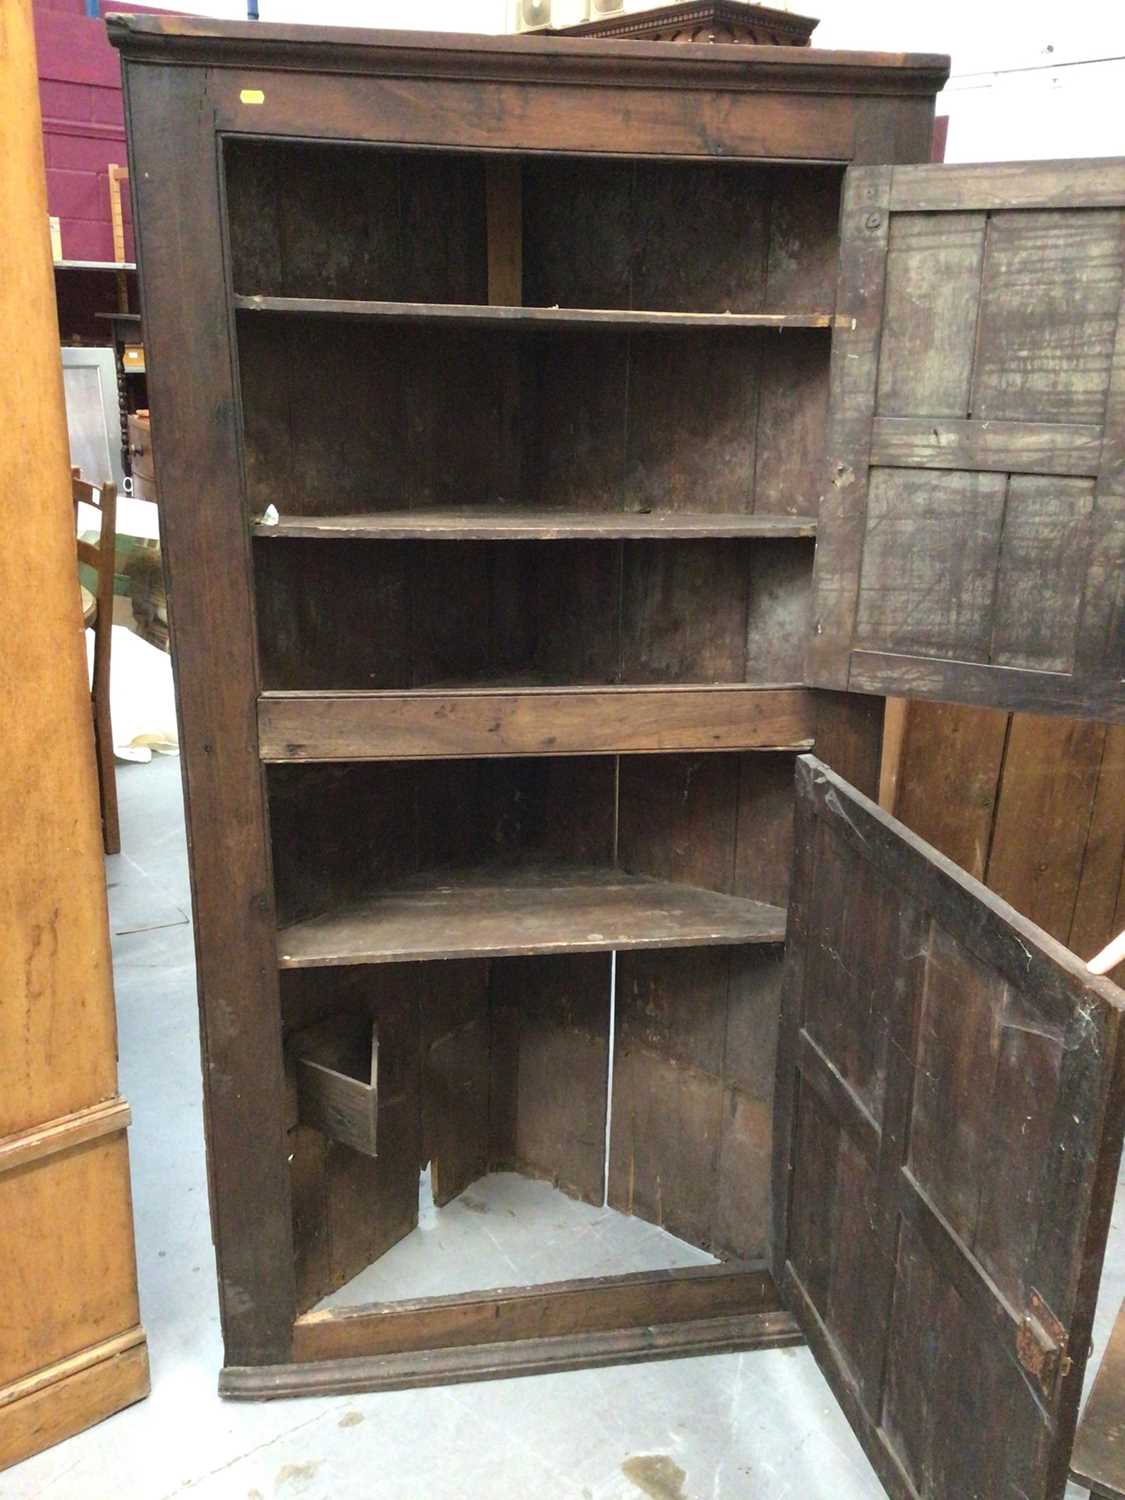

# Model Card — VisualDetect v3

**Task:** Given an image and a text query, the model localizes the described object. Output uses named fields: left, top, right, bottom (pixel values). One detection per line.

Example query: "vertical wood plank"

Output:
left=874, top=211, right=985, bottom=418
left=877, top=698, right=908, bottom=813
left=124, top=62, right=295, bottom=1364
left=971, top=209, right=1124, bottom=424
left=489, top=954, right=610, bottom=1206
left=985, top=714, right=1107, bottom=941
left=1076, top=259, right=1125, bottom=683
left=990, top=475, right=1096, bottom=673
left=1070, top=725, right=1125, bottom=977
left=811, top=690, right=884, bottom=801
left=806, top=165, right=893, bottom=688
left=892, top=701, right=1009, bottom=880
left=854, top=468, right=1008, bottom=661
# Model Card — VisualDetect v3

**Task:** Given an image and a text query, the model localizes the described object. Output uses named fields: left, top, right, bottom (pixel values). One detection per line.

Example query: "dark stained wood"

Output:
left=745, top=541, right=815, bottom=683
left=553, top=1, right=820, bottom=46
left=811, top=689, right=884, bottom=799
left=892, top=700, right=1008, bottom=879
left=291, top=1018, right=378, bottom=1157
left=267, top=756, right=616, bottom=929
left=221, top=1308, right=803, bottom=1399
left=254, top=510, right=817, bottom=539
left=890, top=158, right=1125, bottom=212
left=1071, top=726, right=1125, bottom=981
left=610, top=945, right=785, bottom=1260
left=294, top=1263, right=778, bottom=1361
left=849, top=654, right=1125, bottom=723
left=886, top=708, right=1125, bottom=990
left=111, top=11, right=951, bottom=1402
left=805, top=165, right=892, bottom=689
left=811, top=159, right=1125, bottom=720
left=1072, top=1297, right=1125, bottom=1498
left=277, top=867, right=785, bottom=967
left=121, top=62, right=296, bottom=1366
left=257, top=686, right=816, bottom=762
left=775, top=755, right=1125, bottom=1500
left=418, top=961, right=491, bottom=1207
left=489, top=953, right=610, bottom=1204
left=235, top=294, right=843, bottom=331
left=870, top=416, right=1103, bottom=474
left=985, top=715, right=1108, bottom=939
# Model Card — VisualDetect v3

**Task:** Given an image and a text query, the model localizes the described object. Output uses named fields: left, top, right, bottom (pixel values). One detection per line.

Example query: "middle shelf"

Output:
left=258, top=684, right=815, bottom=761
left=276, top=865, right=786, bottom=968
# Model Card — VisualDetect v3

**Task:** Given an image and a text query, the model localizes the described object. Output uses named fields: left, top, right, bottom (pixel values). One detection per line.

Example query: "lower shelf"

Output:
left=220, top=1308, right=803, bottom=1400
left=276, top=866, right=786, bottom=967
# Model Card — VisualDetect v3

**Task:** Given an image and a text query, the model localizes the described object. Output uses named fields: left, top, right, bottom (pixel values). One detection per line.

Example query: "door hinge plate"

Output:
left=1017, top=1288, right=1070, bottom=1397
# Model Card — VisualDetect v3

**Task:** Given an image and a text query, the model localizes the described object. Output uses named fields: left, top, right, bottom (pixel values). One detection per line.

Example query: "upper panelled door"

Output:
left=773, top=755, right=1125, bottom=1500
left=809, top=160, right=1125, bottom=722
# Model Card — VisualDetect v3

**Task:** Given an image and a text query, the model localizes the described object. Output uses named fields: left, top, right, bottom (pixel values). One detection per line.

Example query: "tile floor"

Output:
left=8, top=753, right=1125, bottom=1499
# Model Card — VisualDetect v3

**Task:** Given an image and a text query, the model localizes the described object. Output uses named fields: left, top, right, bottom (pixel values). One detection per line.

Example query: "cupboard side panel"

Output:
left=123, top=60, right=295, bottom=1364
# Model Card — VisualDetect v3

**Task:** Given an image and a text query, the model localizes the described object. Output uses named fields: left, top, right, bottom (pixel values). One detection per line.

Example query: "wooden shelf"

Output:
left=54, top=259, right=137, bottom=271
left=276, top=867, right=786, bottom=968
left=234, top=294, right=846, bottom=333
left=258, top=684, right=815, bottom=761
left=253, top=508, right=817, bottom=541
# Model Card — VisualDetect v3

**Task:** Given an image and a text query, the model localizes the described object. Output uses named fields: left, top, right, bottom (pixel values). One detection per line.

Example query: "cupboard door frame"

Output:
left=774, top=754, right=1125, bottom=1500
left=809, top=159, right=1125, bottom=723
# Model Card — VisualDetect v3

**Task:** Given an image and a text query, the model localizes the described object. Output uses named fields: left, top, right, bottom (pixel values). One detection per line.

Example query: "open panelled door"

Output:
left=774, top=756, right=1125, bottom=1500
left=809, top=159, right=1125, bottom=722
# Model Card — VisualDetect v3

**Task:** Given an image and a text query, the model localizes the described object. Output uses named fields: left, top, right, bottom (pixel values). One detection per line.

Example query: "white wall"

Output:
left=126, top=0, right=1125, bottom=162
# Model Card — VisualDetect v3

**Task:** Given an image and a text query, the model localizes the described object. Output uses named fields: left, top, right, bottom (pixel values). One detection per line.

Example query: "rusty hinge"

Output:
left=1016, top=1289, right=1072, bottom=1398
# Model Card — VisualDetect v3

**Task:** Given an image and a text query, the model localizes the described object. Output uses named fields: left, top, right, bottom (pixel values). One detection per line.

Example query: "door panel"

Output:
left=773, top=755, right=1125, bottom=1500
left=809, top=160, right=1125, bottom=722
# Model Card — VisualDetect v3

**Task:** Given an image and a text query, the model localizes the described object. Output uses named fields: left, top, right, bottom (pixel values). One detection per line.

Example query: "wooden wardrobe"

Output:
left=1, top=0, right=147, bottom=1471
left=111, top=16, right=1124, bottom=1499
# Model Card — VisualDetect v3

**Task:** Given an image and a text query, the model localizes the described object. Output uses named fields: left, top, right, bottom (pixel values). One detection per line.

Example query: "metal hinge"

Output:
left=1016, top=1288, right=1071, bottom=1397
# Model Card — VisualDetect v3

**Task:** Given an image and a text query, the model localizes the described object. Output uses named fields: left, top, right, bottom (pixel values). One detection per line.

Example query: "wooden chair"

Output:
left=73, top=470, right=120, bottom=855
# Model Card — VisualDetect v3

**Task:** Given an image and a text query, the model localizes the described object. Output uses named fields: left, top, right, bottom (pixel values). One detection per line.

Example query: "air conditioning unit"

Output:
left=588, top=0, right=626, bottom=14
left=514, top=0, right=552, bottom=31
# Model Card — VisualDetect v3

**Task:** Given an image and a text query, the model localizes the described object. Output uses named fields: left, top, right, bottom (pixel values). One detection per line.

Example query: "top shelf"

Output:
left=233, top=294, right=849, bottom=333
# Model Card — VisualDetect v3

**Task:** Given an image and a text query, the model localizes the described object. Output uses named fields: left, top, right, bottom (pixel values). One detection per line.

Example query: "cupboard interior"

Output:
left=253, top=536, right=813, bottom=691
left=282, top=944, right=785, bottom=1315
left=223, top=140, right=844, bottom=312
left=267, top=751, right=797, bottom=934
left=227, top=139, right=841, bottom=524
left=235, top=139, right=842, bottom=1339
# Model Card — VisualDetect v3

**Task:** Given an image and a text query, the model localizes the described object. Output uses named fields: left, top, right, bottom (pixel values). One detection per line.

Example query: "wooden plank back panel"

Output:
left=891, top=705, right=1125, bottom=984
left=775, top=755, right=1125, bottom=1500
left=609, top=753, right=790, bottom=1259
left=811, top=160, right=1125, bottom=722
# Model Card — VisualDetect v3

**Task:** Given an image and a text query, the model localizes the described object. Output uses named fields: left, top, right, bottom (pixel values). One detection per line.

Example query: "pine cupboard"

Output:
left=110, top=16, right=1125, bottom=1498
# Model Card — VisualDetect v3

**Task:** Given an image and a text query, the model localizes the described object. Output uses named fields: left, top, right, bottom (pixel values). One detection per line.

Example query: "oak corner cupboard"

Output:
left=109, top=15, right=1125, bottom=1498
